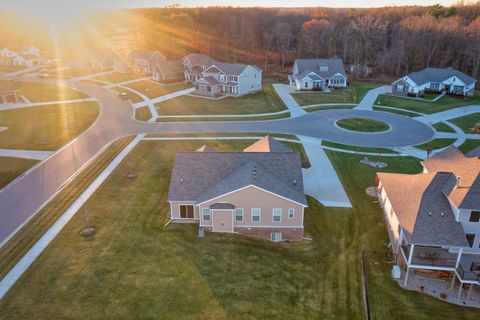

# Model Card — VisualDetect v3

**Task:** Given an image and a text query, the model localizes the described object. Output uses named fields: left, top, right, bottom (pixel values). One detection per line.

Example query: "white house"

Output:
left=183, top=53, right=217, bottom=83
left=193, top=62, right=262, bottom=97
left=392, top=67, right=476, bottom=97
left=289, top=58, right=347, bottom=91
left=377, top=147, right=480, bottom=299
left=0, top=46, right=42, bottom=67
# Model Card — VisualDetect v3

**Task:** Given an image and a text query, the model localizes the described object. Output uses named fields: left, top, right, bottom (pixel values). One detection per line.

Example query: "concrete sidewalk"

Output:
left=298, top=135, right=352, bottom=208
left=134, top=87, right=195, bottom=108
left=0, top=134, right=143, bottom=300
left=272, top=84, right=308, bottom=118
left=414, top=105, right=480, bottom=123
left=354, top=85, right=391, bottom=111
left=0, top=149, right=54, bottom=160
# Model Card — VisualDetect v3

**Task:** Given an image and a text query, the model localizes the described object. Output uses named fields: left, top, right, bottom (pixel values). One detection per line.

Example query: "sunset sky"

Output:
left=2, top=0, right=460, bottom=10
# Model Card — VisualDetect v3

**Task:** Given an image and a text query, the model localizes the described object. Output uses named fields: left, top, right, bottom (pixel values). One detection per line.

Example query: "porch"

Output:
left=400, top=244, right=458, bottom=269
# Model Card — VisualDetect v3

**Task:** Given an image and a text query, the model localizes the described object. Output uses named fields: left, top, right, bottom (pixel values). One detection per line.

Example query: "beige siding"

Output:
left=199, top=186, right=304, bottom=228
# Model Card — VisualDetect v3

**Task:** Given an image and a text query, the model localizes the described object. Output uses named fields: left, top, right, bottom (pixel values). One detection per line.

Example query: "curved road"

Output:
left=0, top=79, right=434, bottom=244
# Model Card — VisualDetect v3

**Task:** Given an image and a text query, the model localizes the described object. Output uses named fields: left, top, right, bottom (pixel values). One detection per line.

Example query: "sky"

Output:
left=1, top=0, right=460, bottom=10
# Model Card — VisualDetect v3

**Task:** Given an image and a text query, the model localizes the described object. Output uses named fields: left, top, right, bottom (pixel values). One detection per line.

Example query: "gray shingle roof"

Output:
left=128, top=50, right=159, bottom=60
left=406, top=67, right=476, bottom=86
left=294, top=58, right=346, bottom=80
left=378, top=172, right=468, bottom=247
left=184, top=53, right=216, bottom=67
left=168, top=140, right=307, bottom=206
left=153, top=59, right=183, bottom=74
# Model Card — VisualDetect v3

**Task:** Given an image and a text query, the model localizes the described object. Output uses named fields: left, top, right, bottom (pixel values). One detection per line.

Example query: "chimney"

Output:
left=456, top=176, right=461, bottom=188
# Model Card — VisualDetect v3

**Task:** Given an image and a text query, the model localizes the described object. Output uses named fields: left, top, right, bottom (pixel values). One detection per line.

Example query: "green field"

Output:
left=304, top=105, right=355, bottom=112
left=375, top=92, right=480, bottom=114
left=0, top=157, right=39, bottom=189
left=125, top=81, right=192, bottom=99
left=449, top=113, right=480, bottom=133
left=0, top=102, right=99, bottom=150
left=372, top=106, right=420, bottom=117
left=415, top=138, right=456, bottom=151
left=0, top=80, right=88, bottom=102
left=336, top=118, right=390, bottom=132
left=1, top=140, right=479, bottom=319
left=431, top=122, right=456, bottom=133
left=135, top=106, right=152, bottom=121
left=156, top=84, right=286, bottom=116
left=292, top=82, right=380, bottom=106
left=458, top=139, right=480, bottom=154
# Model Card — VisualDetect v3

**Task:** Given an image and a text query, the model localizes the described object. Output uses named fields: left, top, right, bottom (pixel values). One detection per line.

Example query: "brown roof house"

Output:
left=377, top=146, right=480, bottom=298
left=167, top=136, right=308, bottom=242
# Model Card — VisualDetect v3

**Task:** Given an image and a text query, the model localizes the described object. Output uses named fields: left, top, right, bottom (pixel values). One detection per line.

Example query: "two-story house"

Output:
left=289, top=58, right=347, bottom=91
left=167, top=136, right=308, bottom=242
left=151, top=59, right=184, bottom=83
left=183, top=53, right=216, bottom=83
left=377, top=147, right=480, bottom=299
left=0, top=46, right=42, bottom=67
left=128, top=50, right=166, bottom=75
left=71, top=49, right=116, bottom=71
left=392, top=67, right=476, bottom=97
left=193, top=62, right=262, bottom=97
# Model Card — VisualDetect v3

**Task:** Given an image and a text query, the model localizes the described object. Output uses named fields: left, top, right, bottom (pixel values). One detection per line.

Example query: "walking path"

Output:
left=414, top=106, right=480, bottom=123
left=0, top=149, right=54, bottom=161
left=354, top=85, right=391, bottom=111
left=298, top=135, right=352, bottom=207
left=0, top=98, right=97, bottom=111
left=134, top=87, right=195, bottom=108
left=0, top=134, right=143, bottom=300
left=271, top=84, right=307, bottom=118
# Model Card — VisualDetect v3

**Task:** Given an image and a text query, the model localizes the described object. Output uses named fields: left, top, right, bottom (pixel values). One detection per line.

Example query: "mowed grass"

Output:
left=375, top=92, right=480, bottom=114
left=0, top=102, right=99, bottom=150
left=449, top=113, right=480, bottom=133
left=110, top=86, right=144, bottom=103
left=415, top=138, right=456, bottom=151
left=156, top=84, right=286, bottom=116
left=0, top=157, right=39, bottom=189
left=458, top=139, right=480, bottom=154
left=336, top=118, right=390, bottom=132
left=1, top=141, right=479, bottom=319
left=305, top=105, right=355, bottom=112
left=91, top=73, right=142, bottom=84
left=431, top=122, right=456, bottom=133
left=0, top=80, right=88, bottom=102
left=321, top=140, right=397, bottom=154
left=135, top=106, right=152, bottom=121
left=292, top=82, right=380, bottom=106
left=125, top=81, right=192, bottom=99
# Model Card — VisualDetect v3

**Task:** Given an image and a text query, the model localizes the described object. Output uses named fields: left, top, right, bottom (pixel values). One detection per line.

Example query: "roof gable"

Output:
left=243, top=136, right=292, bottom=153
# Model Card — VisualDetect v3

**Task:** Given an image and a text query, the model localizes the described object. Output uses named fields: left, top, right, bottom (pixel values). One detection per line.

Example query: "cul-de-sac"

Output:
left=0, top=2, right=480, bottom=319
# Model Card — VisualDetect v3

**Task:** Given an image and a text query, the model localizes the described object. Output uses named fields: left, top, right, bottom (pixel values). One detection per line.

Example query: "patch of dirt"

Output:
left=366, top=186, right=378, bottom=197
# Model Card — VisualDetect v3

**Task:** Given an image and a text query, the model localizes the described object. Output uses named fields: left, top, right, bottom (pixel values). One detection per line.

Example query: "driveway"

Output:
left=0, top=77, right=434, bottom=244
left=354, top=85, right=391, bottom=110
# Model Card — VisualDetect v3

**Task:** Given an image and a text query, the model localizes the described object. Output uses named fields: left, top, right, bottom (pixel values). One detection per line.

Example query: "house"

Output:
left=193, top=62, right=262, bottom=97
left=167, top=136, right=308, bottom=242
left=112, top=54, right=133, bottom=74
left=70, top=49, right=116, bottom=71
left=392, top=67, right=477, bottom=97
left=0, top=46, right=42, bottom=67
left=128, top=50, right=166, bottom=75
left=183, top=53, right=216, bottom=83
left=151, top=59, right=184, bottom=83
left=0, top=82, right=19, bottom=104
left=289, top=58, right=347, bottom=91
left=377, top=147, right=480, bottom=297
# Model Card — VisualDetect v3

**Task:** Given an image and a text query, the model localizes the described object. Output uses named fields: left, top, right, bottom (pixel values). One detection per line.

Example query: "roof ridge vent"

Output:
left=441, top=212, right=444, bottom=217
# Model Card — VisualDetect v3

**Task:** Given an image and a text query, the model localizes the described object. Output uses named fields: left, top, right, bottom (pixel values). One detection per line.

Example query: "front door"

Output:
left=212, top=210, right=234, bottom=233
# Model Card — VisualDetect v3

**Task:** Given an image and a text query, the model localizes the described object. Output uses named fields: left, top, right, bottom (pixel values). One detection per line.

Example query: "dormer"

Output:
left=319, top=65, right=329, bottom=72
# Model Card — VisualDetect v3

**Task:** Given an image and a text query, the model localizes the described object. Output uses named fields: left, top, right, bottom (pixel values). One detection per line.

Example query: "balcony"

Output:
left=401, top=244, right=458, bottom=268
left=457, top=254, right=480, bottom=282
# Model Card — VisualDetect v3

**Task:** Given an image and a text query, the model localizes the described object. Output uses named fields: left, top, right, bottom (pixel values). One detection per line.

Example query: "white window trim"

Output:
left=288, top=208, right=295, bottom=220
left=235, top=208, right=244, bottom=222
left=271, top=232, right=282, bottom=242
left=251, top=208, right=261, bottom=222
left=202, top=208, right=211, bottom=221
left=273, top=208, right=282, bottom=222
left=179, top=204, right=195, bottom=219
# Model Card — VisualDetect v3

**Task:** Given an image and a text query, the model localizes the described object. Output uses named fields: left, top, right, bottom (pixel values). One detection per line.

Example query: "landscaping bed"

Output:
left=336, top=118, right=390, bottom=132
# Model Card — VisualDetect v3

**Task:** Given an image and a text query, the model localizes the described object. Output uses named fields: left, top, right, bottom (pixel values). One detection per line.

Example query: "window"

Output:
left=320, top=66, right=328, bottom=72
left=469, top=211, right=480, bottom=223
left=466, top=233, right=475, bottom=248
left=430, top=82, right=440, bottom=90
left=228, top=75, right=238, bottom=82
left=202, top=208, right=211, bottom=221
left=271, top=232, right=282, bottom=242
left=180, top=205, right=194, bottom=219
left=288, top=208, right=295, bottom=219
left=304, top=82, right=308, bottom=88
left=251, top=208, right=261, bottom=222
left=396, top=84, right=404, bottom=92
left=235, top=208, right=244, bottom=222
left=397, top=224, right=401, bottom=236
left=273, top=208, right=282, bottom=222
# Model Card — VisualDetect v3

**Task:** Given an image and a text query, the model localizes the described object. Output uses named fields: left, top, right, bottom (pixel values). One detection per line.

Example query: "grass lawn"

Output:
left=458, top=139, right=480, bottom=154
left=135, top=106, right=152, bottom=121
left=1, top=140, right=479, bottom=319
left=0, top=80, right=89, bottom=102
left=91, top=73, right=142, bottom=84
left=0, top=65, right=27, bottom=73
left=431, top=122, right=456, bottom=133
left=0, top=157, right=39, bottom=189
left=305, top=105, right=355, bottom=112
left=156, top=91, right=286, bottom=116
left=321, top=140, right=397, bottom=154
left=145, top=132, right=299, bottom=140
left=50, top=68, right=110, bottom=79
left=110, top=86, right=144, bottom=103
left=292, top=82, right=380, bottom=106
left=372, top=106, right=419, bottom=117
left=125, top=81, right=192, bottom=99
left=0, top=102, right=99, bottom=150
left=449, top=113, right=480, bottom=133
left=375, top=92, right=480, bottom=114
left=415, top=138, right=456, bottom=151
left=336, top=118, right=390, bottom=132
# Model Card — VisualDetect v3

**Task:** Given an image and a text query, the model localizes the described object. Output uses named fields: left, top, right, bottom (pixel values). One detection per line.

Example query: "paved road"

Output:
left=0, top=78, right=435, bottom=244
